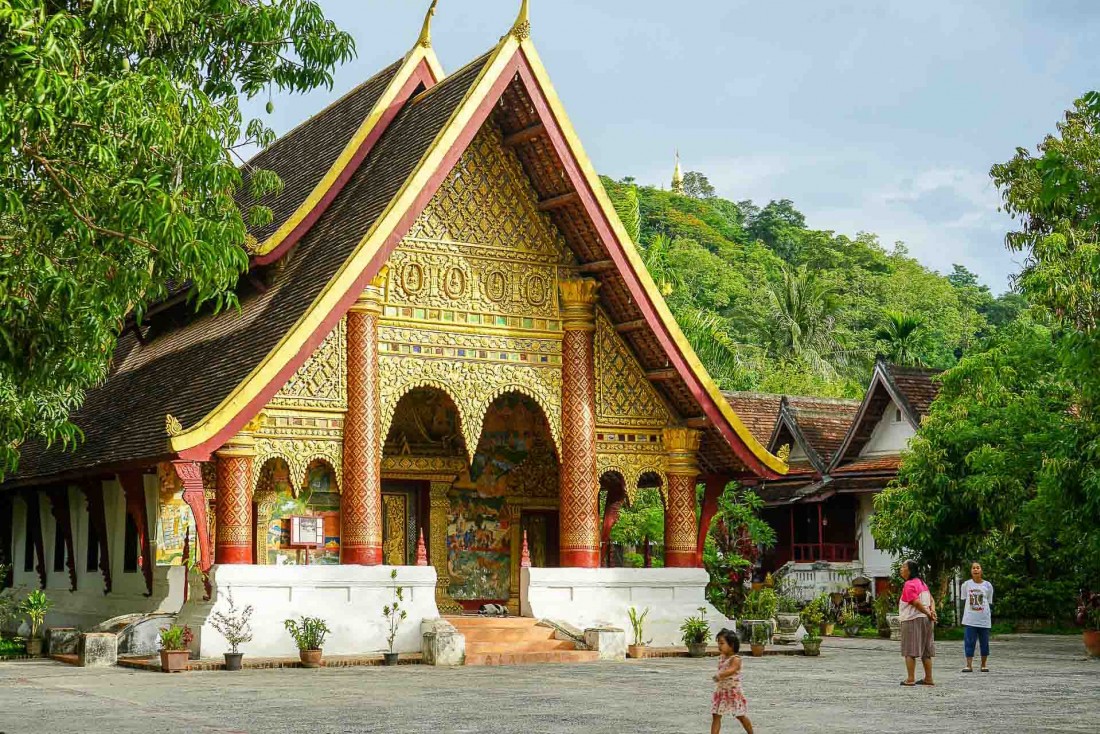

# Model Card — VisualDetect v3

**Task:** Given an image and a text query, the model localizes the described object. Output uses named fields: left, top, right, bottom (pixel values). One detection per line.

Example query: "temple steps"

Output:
left=445, top=616, right=600, bottom=666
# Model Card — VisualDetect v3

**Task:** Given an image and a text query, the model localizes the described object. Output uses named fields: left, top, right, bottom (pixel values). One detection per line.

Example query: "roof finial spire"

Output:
left=417, top=0, right=439, bottom=48
left=672, top=150, right=684, bottom=194
left=511, top=0, right=531, bottom=41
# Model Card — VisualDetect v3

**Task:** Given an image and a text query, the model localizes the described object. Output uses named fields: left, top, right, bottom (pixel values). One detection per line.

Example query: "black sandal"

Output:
left=961, top=667, right=973, bottom=672
left=916, top=679, right=935, bottom=686
left=900, top=681, right=916, bottom=686
left=980, top=667, right=989, bottom=673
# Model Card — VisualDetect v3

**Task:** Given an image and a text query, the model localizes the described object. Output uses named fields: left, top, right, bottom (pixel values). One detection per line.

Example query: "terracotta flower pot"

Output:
left=627, top=644, right=647, bottom=659
left=27, top=637, right=43, bottom=657
left=299, top=649, right=323, bottom=668
left=1083, top=630, right=1100, bottom=658
left=160, top=650, right=190, bottom=673
left=687, top=642, right=707, bottom=658
left=820, top=623, right=835, bottom=637
left=224, top=652, right=244, bottom=671
left=383, top=652, right=399, bottom=666
left=750, top=644, right=765, bottom=658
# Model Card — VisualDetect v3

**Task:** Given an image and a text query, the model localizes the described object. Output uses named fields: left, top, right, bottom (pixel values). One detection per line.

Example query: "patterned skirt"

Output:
left=712, top=683, right=748, bottom=716
left=900, top=617, right=936, bottom=659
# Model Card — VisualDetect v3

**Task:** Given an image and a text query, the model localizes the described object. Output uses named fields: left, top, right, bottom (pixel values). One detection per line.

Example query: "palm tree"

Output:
left=639, top=233, right=681, bottom=297
left=677, top=308, right=757, bottom=390
left=875, top=311, right=927, bottom=367
left=751, top=264, right=847, bottom=379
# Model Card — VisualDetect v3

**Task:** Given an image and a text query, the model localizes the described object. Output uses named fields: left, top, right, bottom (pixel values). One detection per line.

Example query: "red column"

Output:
left=817, top=503, right=824, bottom=561
left=215, top=435, right=255, bottom=565
left=342, top=275, right=385, bottom=564
left=558, top=279, right=601, bottom=568
left=695, top=475, right=727, bottom=567
left=664, top=428, right=702, bottom=568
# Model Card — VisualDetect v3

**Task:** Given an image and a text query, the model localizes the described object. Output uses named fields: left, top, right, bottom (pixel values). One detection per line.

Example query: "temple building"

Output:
left=726, top=360, right=941, bottom=601
left=0, top=4, right=787, bottom=658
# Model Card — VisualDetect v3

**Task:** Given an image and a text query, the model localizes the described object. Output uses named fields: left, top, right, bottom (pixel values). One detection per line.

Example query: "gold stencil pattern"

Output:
left=594, top=312, right=671, bottom=428
left=271, top=319, right=347, bottom=410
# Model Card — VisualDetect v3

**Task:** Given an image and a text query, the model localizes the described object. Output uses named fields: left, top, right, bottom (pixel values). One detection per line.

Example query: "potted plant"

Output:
left=873, top=591, right=896, bottom=639
left=382, top=569, right=407, bottom=665
left=839, top=604, right=867, bottom=637
left=680, top=607, right=711, bottom=657
left=800, top=602, right=823, bottom=657
left=210, top=588, right=254, bottom=671
left=285, top=616, right=330, bottom=668
left=18, top=589, right=52, bottom=657
left=627, top=606, right=649, bottom=658
left=775, top=594, right=801, bottom=639
left=749, top=622, right=768, bottom=657
left=158, top=625, right=193, bottom=673
left=740, top=588, right=778, bottom=642
left=1076, top=591, right=1100, bottom=658
left=808, top=593, right=837, bottom=636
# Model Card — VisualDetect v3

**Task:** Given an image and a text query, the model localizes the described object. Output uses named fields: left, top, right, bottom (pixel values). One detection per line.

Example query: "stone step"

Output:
left=444, top=615, right=538, bottom=629
left=458, top=626, right=558, bottom=643
left=465, top=639, right=576, bottom=654
left=465, top=650, right=600, bottom=666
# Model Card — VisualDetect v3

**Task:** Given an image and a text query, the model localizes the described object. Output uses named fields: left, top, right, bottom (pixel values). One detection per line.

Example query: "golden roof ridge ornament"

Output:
left=165, top=414, right=184, bottom=437
left=511, top=0, right=531, bottom=41
left=417, top=0, right=439, bottom=49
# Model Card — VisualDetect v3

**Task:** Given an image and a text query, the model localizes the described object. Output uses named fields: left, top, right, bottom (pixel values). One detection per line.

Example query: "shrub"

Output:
left=209, top=589, right=254, bottom=654
left=284, top=616, right=330, bottom=651
left=742, top=588, right=778, bottom=620
left=680, top=607, right=711, bottom=645
left=18, top=590, right=52, bottom=639
left=627, top=606, right=649, bottom=646
left=158, top=625, right=193, bottom=652
left=382, top=569, right=407, bottom=653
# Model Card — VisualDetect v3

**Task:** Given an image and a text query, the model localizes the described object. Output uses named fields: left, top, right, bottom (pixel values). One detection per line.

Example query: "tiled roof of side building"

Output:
left=786, top=397, right=861, bottom=464
left=883, top=363, right=942, bottom=420
left=721, top=392, right=784, bottom=446
left=236, top=59, right=405, bottom=244
left=9, top=54, right=493, bottom=483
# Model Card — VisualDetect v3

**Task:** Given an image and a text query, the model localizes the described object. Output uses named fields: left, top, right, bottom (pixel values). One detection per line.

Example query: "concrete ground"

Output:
left=2, top=635, right=1097, bottom=733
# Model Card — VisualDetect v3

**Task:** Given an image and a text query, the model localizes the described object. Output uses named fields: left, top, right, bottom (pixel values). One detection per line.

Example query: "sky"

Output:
left=248, top=1, right=1100, bottom=293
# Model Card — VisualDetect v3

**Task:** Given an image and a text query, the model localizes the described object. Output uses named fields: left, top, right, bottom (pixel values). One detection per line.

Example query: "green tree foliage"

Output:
left=990, top=91, right=1100, bottom=586
left=681, top=171, right=715, bottom=199
left=600, top=175, right=1003, bottom=399
left=0, top=0, right=354, bottom=475
left=875, top=312, right=928, bottom=367
left=609, top=487, right=664, bottom=548
left=703, top=484, right=776, bottom=617
left=872, top=322, right=1073, bottom=596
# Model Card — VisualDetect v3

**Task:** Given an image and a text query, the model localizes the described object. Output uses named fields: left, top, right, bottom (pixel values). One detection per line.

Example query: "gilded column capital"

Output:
left=558, top=278, right=600, bottom=331
left=664, top=427, right=702, bottom=477
left=216, top=425, right=258, bottom=459
left=350, top=266, right=389, bottom=315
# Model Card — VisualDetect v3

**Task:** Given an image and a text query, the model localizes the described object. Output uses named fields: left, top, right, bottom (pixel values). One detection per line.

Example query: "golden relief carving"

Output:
left=596, top=452, right=667, bottom=505
left=404, top=126, right=572, bottom=262
left=378, top=354, right=562, bottom=461
left=270, top=318, right=346, bottom=410
left=505, top=438, right=560, bottom=498
left=378, top=324, right=562, bottom=364
left=594, top=312, right=673, bottom=429
left=254, top=437, right=342, bottom=493
left=382, top=494, right=407, bottom=565
left=381, top=455, right=466, bottom=477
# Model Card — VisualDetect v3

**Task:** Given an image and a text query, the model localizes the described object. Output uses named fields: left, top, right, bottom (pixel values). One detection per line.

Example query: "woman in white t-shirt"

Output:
left=961, top=561, right=994, bottom=673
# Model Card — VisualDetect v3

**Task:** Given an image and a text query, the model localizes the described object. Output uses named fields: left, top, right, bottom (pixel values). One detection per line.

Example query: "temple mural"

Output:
left=446, top=491, right=510, bottom=601
left=155, top=492, right=196, bottom=566
left=263, top=460, right=341, bottom=565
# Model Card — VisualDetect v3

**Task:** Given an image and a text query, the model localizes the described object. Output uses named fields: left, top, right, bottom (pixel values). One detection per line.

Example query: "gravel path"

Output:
left=2, top=634, right=1097, bottom=733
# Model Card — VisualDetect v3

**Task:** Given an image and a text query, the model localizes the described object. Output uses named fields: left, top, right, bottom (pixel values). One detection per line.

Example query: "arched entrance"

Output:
left=254, top=456, right=341, bottom=565
left=447, top=391, right=559, bottom=611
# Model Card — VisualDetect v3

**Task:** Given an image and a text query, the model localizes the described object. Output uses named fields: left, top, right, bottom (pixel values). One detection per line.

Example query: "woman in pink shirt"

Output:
left=898, top=559, right=938, bottom=686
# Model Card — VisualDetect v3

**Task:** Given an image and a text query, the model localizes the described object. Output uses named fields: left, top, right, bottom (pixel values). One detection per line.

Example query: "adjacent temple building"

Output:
left=726, top=360, right=941, bottom=601
left=0, top=3, right=789, bottom=659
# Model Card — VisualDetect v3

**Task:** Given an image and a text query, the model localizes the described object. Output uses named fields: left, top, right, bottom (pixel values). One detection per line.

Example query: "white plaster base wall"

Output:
left=3, top=566, right=186, bottom=634
left=521, top=568, right=735, bottom=647
left=177, top=565, right=440, bottom=659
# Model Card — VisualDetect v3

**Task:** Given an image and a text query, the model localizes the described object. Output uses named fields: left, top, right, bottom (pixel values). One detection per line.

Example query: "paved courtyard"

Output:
left=2, top=635, right=1097, bottom=733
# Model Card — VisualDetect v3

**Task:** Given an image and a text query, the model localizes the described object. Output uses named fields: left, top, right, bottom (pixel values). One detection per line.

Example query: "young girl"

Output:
left=711, top=628, right=753, bottom=734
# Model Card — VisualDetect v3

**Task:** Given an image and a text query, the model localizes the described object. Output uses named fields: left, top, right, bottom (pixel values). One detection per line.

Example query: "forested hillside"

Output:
left=602, top=174, right=1025, bottom=397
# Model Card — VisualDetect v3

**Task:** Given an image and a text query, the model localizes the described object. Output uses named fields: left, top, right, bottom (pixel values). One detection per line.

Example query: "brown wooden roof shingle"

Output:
left=721, top=392, right=783, bottom=446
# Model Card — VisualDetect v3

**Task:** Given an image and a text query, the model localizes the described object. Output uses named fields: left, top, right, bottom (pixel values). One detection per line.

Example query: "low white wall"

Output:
left=521, top=567, right=735, bottom=647
left=3, top=566, right=186, bottom=634
left=177, top=565, right=440, bottom=658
